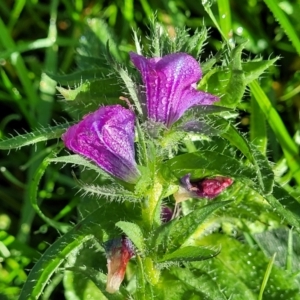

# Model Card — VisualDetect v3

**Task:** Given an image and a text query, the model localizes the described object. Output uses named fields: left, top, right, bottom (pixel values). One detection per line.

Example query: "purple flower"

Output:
left=104, top=236, right=135, bottom=293
left=161, top=206, right=173, bottom=223
left=130, top=52, right=218, bottom=127
left=62, top=105, right=140, bottom=183
left=174, top=174, right=233, bottom=202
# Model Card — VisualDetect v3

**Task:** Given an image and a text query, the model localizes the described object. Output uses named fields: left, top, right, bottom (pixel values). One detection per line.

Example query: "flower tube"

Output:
left=62, top=105, right=140, bottom=183
left=130, top=52, right=218, bottom=127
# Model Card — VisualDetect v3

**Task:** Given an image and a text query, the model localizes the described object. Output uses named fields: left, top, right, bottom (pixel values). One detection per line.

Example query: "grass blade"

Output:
left=249, top=80, right=300, bottom=184
left=217, top=0, right=232, bottom=39
left=202, top=1, right=227, bottom=42
left=258, top=253, right=276, bottom=300
left=264, top=0, right=300, bottom=55
left=286, top=227, right=293, bottom=271
left=250, top=95, right=267, bottom=154
left=0, top=17, right=39, bottom=123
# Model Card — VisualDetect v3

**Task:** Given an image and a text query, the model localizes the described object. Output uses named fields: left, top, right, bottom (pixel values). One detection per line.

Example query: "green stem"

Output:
left=202, top=1, right=228, bottom=42
left=141, top=179, right=163, bottom=231
left=136, top=254, right=146, bottom=300
left=136, top=119, right=148, bottom=166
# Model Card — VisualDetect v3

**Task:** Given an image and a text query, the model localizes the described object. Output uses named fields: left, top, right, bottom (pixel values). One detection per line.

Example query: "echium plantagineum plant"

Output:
left=2, top=19, right=300, bottom=300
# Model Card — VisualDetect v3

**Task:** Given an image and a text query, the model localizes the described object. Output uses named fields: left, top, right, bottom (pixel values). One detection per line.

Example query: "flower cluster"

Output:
left=62, top=52, right=232, bottom=292
left=62, top=52, right=219, bottom=184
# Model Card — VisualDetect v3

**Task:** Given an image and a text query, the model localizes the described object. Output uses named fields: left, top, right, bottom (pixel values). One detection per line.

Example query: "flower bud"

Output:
left=174, top=173, right=233, bottom=202
left=161, top=206, right=173, bottom=223
left=62, top=105, right=140, bottom=183
left=104, top=236, right=135, bottom=294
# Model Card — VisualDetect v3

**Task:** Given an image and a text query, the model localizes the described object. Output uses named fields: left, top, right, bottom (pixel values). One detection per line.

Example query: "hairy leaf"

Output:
left=116, top=221, right=145, bottom=253
left=159, top=246, right=220, bottom=262
left=0, top=123, right=69, bottom=150
left=193, top=234, right=300, bottom=300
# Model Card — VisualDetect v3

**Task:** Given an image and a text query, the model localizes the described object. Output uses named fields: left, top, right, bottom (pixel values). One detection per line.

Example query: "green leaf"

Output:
left=87, top=18, right=123, bottom=61
left=250, top=80, right=300, bottom=185
left=49, top=154, right=110, bottom=178
left=264, top=0, right=300, bottom=55
left=19, top=210, right=102, bottom=300
left=57, top=83, right=90, bottom=100
left=213, top=117, right=274, bottom=194
left=202, top=1, right=227, bottom=41
left=258, top=253, right=276, bottom=300
left=106, top=42, right=143, bottom=116
left=199, top=65, right=230, bottom=97
left=57, top=78, right=122, bottom=118
left=170, top=267, right=227, bottom=300
left=42, top=273, right=64, bottom=300
left=78, top=182, right=139, bottom=202
left=219, top=43, right=246, bottom=107
left=163, top=150, right=256, bottom=186
left=0, top=123, right=68, bottom=150
left=250, top=144, right=274, bottom=195
left=183, top=27, right=208, bottom=58
left=30, top=150, right=72, bottom=233
left=201, top=48, right=223, bottom=75
left=250, top=94, right=267, bottom=154
left=243, top=58, right=279, bottom=85
left=64, top=239, right=125, bottom=300
left=153, top=272, right=203, bottom=300
left=116, top=221, right=145, bottom=253
left=193, top=234, right=300, bottom=300
left=202, top=47, right=277, bottom=108
left=66, top=266, right=124, bottom=300
left=57, top=78, right=120, bottom=102
left=63, top=240, right=108, bottom=300
left=166, top=201, right=232, bottom=252
left=187, top=105, right=234, bottom=116
left=217, top=0, right=232, bottom=39
left=159, top=246, right=219, bottom=262
left=133, top=29, right=142, bottom=55
left=47, top=68, right=110, bottom=85
left=266, top=184, right=300, bottom=228
left=254, top=228, right=300, bottom=272
left=19, top=199, right=130, bottom=300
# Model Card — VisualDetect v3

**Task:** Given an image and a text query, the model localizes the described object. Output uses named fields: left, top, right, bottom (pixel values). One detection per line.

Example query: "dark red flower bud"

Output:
left=174, top=173, right=233, bottom=202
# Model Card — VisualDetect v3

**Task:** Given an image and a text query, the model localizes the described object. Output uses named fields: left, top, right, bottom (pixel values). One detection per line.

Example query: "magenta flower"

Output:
left=104, top=236, right=135, bottom=294
left=130, top=52, right=218, bottom=127
left=174, top=174, right=233, bottom=203
left=62, top=105, right=140, bottom=183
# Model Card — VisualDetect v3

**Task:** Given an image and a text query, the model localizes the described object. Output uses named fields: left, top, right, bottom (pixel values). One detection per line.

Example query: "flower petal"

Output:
left=130, top=52, right=219, bottom=127
left=62, top=105, right=140, bottom=183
